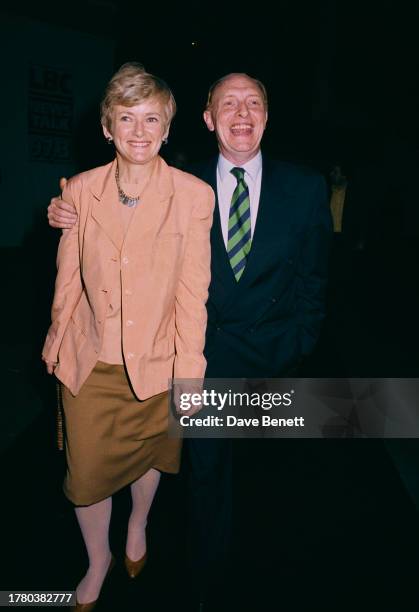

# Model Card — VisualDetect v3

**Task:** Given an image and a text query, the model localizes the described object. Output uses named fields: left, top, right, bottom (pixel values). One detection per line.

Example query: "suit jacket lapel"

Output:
left=90, top=157, right=174, bottom=252
left=206, top=155, right=289, bottom=289
left=90, top=159, right=124, bottom=250
left=237, top=156, right=289, bottom=285
left=199, top=157, right=238, bottom=288
left=124, top=156, right=174, bottom=244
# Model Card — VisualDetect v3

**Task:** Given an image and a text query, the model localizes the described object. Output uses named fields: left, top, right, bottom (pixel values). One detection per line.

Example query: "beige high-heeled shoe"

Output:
left=71, top=555, right=115, bottom=612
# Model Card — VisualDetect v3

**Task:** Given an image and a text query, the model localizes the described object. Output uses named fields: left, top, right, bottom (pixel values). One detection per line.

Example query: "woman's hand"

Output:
left=173, top=383, right=203, bottom=416
left=42, top=357, right=58, bottom=375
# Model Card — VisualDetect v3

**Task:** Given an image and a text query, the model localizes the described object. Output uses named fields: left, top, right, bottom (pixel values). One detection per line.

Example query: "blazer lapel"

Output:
left=208, top=155, right=283, bottom=290
left=236, top=156, right=289, bottom=284
left=124, top=156, right=174, bottom=244
left=199, top=157, right=238, bottom=288
left=90, top=159, right=124, bottom=250
left=213, top=156, right=294, bottom=318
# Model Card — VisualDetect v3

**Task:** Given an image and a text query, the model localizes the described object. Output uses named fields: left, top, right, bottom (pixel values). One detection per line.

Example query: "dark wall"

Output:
left=1, top=1, right=418, bottom=434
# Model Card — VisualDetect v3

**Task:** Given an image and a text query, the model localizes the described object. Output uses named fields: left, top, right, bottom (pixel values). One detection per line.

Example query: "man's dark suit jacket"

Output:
left=189, top=155, right=333, bottom=378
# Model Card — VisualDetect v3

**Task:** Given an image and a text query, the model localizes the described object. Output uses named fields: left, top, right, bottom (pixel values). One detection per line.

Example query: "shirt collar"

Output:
left=218, top=151, right=262, bottom=182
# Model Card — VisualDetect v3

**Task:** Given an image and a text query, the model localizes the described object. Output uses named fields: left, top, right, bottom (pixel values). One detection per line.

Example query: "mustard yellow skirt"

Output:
left=61, top=361, right=181, bottom=506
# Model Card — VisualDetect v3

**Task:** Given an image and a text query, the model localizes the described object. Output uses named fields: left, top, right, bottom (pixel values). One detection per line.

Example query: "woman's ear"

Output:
left=163, top=122, right=171, bottom=141
left=102, top=123, right=112, bottom=141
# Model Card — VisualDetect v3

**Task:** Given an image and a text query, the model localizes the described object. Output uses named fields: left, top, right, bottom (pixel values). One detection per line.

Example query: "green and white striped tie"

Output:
left=227, top=167, right=252, bottom=281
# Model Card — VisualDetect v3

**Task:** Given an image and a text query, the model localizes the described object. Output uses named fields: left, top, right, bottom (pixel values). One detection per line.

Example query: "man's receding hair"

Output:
left=101, top=61, right=176, bottom=130
left=206, top=73, right=268, bottom=110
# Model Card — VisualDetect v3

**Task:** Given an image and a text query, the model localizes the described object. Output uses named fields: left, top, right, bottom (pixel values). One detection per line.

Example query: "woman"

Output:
left=42, top=62, right=214, bottom=611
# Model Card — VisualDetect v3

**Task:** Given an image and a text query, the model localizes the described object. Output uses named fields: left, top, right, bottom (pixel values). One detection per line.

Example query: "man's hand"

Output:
left=47, top=177, right=78, bottom=229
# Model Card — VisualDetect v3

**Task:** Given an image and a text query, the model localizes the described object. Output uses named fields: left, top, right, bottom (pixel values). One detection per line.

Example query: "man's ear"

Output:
left=203, top=109, right=215, bottom=132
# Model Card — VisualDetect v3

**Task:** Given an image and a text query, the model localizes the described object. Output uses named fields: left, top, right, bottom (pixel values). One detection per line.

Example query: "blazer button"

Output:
left=127, top=352, right=134, bottom=359
left=271, top=297, right=277, bottom=303
left=126, top=320, right=133, bottom=326
left=122, top=257, right=129, bottom=264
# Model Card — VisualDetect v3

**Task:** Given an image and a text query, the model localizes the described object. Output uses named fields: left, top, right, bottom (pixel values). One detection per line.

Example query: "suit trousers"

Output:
left=185, top=437, right=232, bottom=597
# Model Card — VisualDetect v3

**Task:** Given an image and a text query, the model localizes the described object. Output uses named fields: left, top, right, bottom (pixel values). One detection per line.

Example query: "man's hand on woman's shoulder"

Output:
left=47, top=177, right=78, bottom=229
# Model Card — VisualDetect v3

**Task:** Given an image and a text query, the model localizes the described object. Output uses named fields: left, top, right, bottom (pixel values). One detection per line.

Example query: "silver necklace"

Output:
left=115, top=166, right=140, bottom=208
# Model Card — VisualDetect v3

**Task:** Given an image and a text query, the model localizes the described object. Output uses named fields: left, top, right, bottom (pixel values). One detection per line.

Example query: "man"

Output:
left=199, top=74, right=331, bottom=378
left=47, top=72, right=332, bottom=608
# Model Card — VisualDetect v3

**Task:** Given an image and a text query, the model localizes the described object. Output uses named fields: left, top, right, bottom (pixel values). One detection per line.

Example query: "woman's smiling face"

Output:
left=103, top=97, right=169, bottom=166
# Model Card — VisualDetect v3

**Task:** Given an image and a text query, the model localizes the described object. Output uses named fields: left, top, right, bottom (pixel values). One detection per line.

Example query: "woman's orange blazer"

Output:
left=42, top=157, right=214, bottom=399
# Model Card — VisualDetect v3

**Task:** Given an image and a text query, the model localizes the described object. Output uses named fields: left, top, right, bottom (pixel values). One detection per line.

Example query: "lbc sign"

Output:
left=28, top=65, right=74, bottom=163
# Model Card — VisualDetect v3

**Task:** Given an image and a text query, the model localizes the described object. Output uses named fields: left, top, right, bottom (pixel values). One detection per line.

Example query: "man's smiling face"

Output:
left=203, top=74, right=268, bottom=165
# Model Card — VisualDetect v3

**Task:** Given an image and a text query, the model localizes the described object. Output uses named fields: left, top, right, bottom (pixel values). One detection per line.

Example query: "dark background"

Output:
left=6, top=0, right=419, bottom=167
left=1, top=1, right=419, bottom=610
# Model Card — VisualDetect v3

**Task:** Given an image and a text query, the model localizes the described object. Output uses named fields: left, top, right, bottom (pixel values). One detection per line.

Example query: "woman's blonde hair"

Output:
left=100, top=62, right=176, bottom=130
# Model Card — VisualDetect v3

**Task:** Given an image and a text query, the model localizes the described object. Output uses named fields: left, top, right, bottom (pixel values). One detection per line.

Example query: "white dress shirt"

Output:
left=216, top=152, right=263, bottom=247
